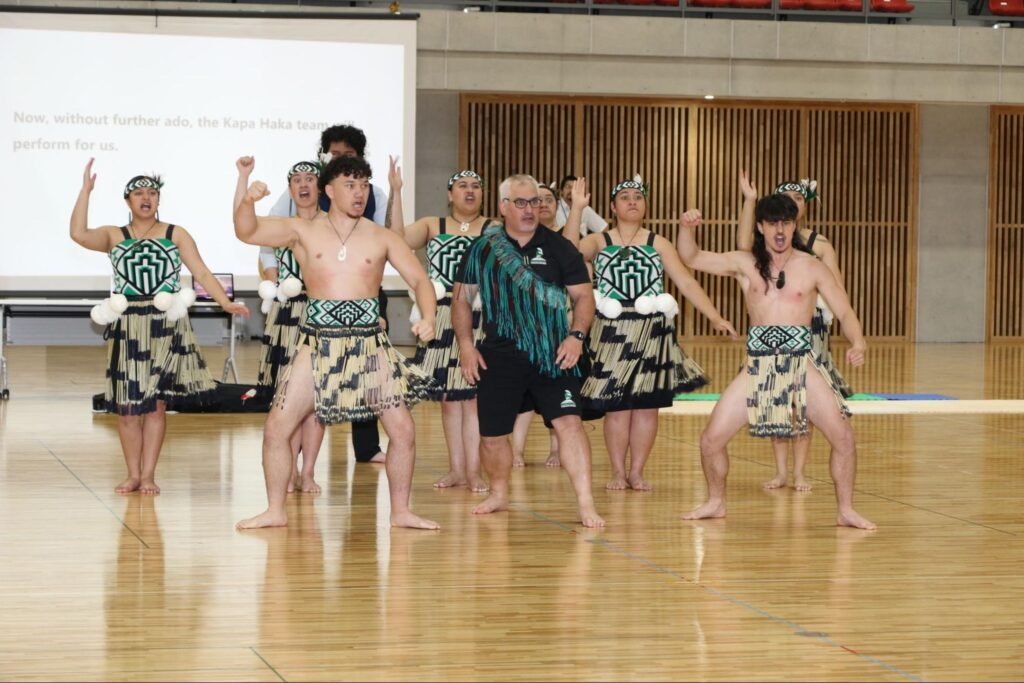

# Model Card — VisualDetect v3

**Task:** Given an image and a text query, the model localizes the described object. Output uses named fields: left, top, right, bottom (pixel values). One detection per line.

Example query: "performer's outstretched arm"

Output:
left=385, top=230, right=435, bottom=342
left=816, top=262, right=866, bottom=367
left=676, top=209, right=745, bottom=278
left=174, top=228, right=249, bottom=317
left=70, top=158, right=115, bottom=253
left=735, top=170, right=758, bottom=252
left=658, top=237, right=738, bottom=339
left=233, top=157, right=297, bottom=248
left=560, top=177, right=589, bottom=248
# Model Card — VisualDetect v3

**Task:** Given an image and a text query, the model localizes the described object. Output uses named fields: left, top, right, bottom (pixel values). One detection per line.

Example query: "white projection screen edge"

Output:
left=0, top=11, right=417, bottom=293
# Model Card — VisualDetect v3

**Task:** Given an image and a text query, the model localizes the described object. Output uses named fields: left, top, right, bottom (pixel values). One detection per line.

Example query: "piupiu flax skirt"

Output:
left=277, top=323, right=435, bottom=425
left=412, top=295, right=483, bottom=402
left=746, top=324, right=851, bottom=439
left=810, top=304, right=854, bottom=399
left=256, top=295, right=308, bottom=398
left=104, top=299, right=216, bottom=415
left=581, top=305, right=708, bottom=411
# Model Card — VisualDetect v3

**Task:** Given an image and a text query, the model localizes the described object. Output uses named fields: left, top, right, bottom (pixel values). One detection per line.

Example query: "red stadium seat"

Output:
left=804, top=0, right=840, bottom=9
left=732, top=0, right=772, bottom=8
left=838, top=0, right=863, bottom=10
left=871, top=0, right=915, bottom=11
left=622, top=0, right=656, bottom=4
left=779, top=0, right=805, bottom=9
left=990, top=0, right=1024, bottom=14
left=654, top=0, right=681, bottom=5
left=689, top=0, right=731, bottom=6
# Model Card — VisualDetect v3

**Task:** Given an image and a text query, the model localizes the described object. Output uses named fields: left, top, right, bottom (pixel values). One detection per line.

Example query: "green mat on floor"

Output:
left=674, top=393, right=721, bottom=401
left=847, top=393, right=887, bottom=401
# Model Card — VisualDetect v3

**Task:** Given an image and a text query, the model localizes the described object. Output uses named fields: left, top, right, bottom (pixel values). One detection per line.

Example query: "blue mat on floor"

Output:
left=871, top=393, right=957, bottom=401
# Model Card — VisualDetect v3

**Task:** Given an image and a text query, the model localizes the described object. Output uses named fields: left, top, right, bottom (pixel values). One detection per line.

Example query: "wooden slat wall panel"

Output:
left=460, top=94, right=919, bottom=340
left=987, top=107, right=1024, bottom=340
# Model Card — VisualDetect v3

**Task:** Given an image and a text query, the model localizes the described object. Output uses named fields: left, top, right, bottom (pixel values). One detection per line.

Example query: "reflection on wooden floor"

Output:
left=0, top=342, right=1021, bottom=681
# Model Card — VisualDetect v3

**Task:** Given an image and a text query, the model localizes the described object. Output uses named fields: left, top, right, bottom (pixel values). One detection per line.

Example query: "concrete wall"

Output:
left=417, top=10, right=1024, bottom=104
left=916, top=105, right=990, bottom=342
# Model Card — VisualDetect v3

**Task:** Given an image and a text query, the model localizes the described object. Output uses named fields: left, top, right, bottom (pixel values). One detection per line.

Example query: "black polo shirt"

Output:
left=455, top=224, right=590, bottom=353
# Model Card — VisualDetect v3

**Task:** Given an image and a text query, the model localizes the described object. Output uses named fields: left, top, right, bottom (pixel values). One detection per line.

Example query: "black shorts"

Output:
left=477, top=347, right=582, bottom=437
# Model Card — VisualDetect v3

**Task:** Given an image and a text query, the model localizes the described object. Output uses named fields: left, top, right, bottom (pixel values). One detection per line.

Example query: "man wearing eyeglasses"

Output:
left=451, top=174, right=605, bottom=529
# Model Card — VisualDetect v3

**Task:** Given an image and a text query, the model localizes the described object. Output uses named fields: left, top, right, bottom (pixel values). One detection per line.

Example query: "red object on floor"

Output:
left=779, top=0, right=805, bottom=9
left=804, top=0, right=839, bottom=9
left=731, top=0, right=772, bottom=8
left=838, top=0, right=863, bottom=10
left=654, top=0, right=681, bottom=6
left=871, top=0, right=915, bottom=12
left=990, top=0, right=1024, bottom=15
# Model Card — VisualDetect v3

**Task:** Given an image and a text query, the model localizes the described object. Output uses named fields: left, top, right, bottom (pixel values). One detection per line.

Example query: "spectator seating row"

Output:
left=592, top=0, right=916, bottom=11
left=990, top=0, right=1024, bottom=15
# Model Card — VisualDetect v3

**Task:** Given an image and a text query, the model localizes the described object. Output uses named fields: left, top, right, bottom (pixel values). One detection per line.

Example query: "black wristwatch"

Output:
left=568, top=330, right=586, bottom=342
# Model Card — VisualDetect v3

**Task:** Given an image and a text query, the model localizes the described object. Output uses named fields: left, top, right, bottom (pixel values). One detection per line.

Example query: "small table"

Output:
left=0, top=298, right=239, bottom=400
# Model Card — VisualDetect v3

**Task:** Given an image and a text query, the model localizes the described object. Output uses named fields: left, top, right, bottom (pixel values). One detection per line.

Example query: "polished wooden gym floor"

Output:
left=1, top=341, right=1022, bottom=681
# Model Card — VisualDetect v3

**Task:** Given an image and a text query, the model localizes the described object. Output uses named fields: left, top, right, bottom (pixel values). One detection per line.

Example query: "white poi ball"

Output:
left=178, top=287, right=197, bottom=307
left=153, top=291, right=175, bottom=311
left=593, top=290, right=604, bottom=306
left=655, top=293, right=677, bottom=313
left=90, top=304, right=110, bottom=325
left=108, top=293, right=129, bottom=314
left=409, top=302, right=423, bottom=324
left=472, top=292, right=483, bottom=311
left=261, top=298, right=274, bottom=315
left=600, top=297, right=623, bottom=319
left=634, top=295, right=657, bottom=315
left=432, top=280, right=446, bottom=301
left=279, top=277, right=303, bottom=299
left=166, top=303, right=188, bottom=322
left=258, top=279, right=278, bottom=301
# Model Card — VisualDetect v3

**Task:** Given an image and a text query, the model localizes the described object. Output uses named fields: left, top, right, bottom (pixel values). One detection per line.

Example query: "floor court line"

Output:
left=39, top=439, right=150, bottom=549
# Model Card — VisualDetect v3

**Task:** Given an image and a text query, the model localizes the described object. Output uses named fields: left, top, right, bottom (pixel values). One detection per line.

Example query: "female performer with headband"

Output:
left=70, top=159, right=248, bottom=495
left=390, top=169, right=492, bottom=492
left=579, top=175, right=736, bottom=491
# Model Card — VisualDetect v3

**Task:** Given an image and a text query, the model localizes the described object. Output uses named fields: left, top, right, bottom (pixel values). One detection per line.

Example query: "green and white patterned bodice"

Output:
left=427, top=233, right=476, bottom=290
left=275, top=247, right=303, bottom=283
left=593, top=244, right=664, bottom=301
left=110, top=238, right=182, bottom=296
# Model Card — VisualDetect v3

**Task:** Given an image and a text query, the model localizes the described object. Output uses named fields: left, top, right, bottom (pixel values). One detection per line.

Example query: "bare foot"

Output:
left=433, top=472, right=467, bottom=489
left=578, top=504, right=606, bottom=528
left=468, top=477, right=490, bottom=493
left=794, top=476, right=813, bottom=492
left=115, top=477, right=140, bottom=494
left=138, top=479, right=161, bottom=495
left=681, top=499, right=727, bottom=520
left=390, top=511, right=440, bottom=530
left=545, top=453, right=561, bottom=468
left=837, top=509, right=876, bottom=530
left=236, top=510, right=288, bottom=530
left=287, top=470, right=299, bottom=493
left=300, top=475, right=321, bottom=494
left=762, top=474, right=787, bottom=490
left=606, top=476, right=628, bottom=491
left=512, top=453, right=526, bottom=468
left=472, top=494, right=509, bottom=515
left=369, top=451, right=386, bottom=463
left=627, top=474, right=653, bottom=491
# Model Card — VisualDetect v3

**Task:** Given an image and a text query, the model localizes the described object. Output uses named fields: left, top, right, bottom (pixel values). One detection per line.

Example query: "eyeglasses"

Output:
left=502, top=197, right=542, bottom=209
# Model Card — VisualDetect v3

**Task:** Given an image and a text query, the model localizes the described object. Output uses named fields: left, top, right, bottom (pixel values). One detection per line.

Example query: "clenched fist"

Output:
left=246, top=181, right=270, bottom=203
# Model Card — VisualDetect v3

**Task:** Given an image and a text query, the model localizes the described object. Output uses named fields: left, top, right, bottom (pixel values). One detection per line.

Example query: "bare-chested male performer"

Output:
left=676, top=194, right=875, bottom=530
left=234, top=155, right=440, bottom=530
